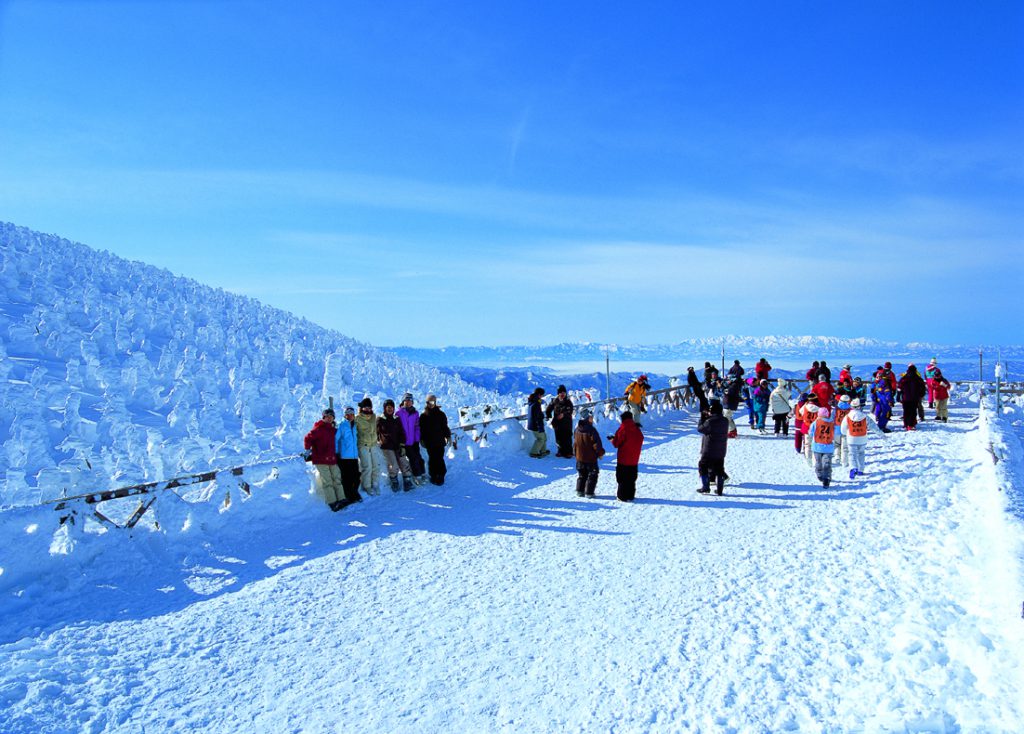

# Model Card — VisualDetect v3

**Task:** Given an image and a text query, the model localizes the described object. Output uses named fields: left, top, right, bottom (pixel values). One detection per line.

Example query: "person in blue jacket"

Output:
left=873, top=383, right=894, bottom=433
left=752, top=379, right=771, bottom=432
left=334, top=406, right=364, bottom=506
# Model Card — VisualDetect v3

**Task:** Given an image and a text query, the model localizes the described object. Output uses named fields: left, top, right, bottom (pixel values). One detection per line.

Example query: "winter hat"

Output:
left=557, top=384, right=567, bottom=394
left=838, top=395, right=850, bottom=404
left=322, top=408, right=336, bottom=417
left=929, top=357, right=937, bottom=364
left=533, top=387, right=545, bottom=396
left=818, top=375, right=827, bottom=382
left=884, top=362, right=892, bottom=369
left=579, top=408, right=593, bottom=420
left=805, top=404, right=819, bottom=414
left=709, top=401, right=723, bottom=415
left=818, top=406, right=832, bottom=420
left=358, top=398, right=373, bottom=409
left=344, top=406, right=355, bottom=415
left=402, top=392, right=413, bottom=403
left=426, top=393, right=438, bottom=405
left=843, top=364, right=852, bottom=370
left=383, top=398, right=395, bottom=409
left=759, top=379, right=768, bottom=385
left=807, top=393, right=819, bottom=404
left=620, top=411, right=634, bottom=421
left=850, top=398, right=861, bottom=408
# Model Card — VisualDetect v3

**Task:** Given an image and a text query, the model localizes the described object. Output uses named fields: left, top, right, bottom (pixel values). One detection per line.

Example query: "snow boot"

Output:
left=697, top=473, right=711, bottom=494
left=402, top=474, right=414, bottom=491
left=715, top=476, right=724, bottom=496
left=390, top=477, right=401, bottom=492
left=849, top=468, right=857, bottom=480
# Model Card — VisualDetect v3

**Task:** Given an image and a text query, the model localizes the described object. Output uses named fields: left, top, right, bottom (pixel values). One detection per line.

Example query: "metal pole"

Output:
left=979, top=348, right=983, bottom=396
left=721, top=340, right=725, bottom=375
left=605, top=347, right=611, bottom=403
left=996, top=353, right=1002, bottom=409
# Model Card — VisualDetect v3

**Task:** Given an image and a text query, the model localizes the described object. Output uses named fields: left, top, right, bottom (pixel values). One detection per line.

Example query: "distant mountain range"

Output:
left=390, top=336, right=1023, bottom=367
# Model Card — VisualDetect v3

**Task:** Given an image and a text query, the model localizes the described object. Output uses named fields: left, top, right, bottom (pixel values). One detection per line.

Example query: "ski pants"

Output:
left=698, top=456, right=726, bottom=491
left=813, top=452, right=833, bottom=484
left=358, top=445, right=381, bottom=492
left=626, top=401, right=643, bottom=422
left=773, top=413, right=789, bottom=435
left=616, top=464, right=638, bottom=501
left=404, top=442, right=426, bottom=477
left=425, top=443, right=447, bottom=484
left=530, top=430, right=548, bottom=457
left=576, top=462, right=599, bottom=496
left=338, top=458, right=362, bottom=502
left=848, top=444, right=866, bottom=474
left=753, top=406, right=767, bottom=429
left=553, top=420, right=573, bottom=456
left=315, top=463, right=344, bottom=505
left=936, top=399, right=949, bottom=420
left=835, top=435, right=846, bottom=466
left=723, top=408, right=737, bottom=434
left=804, top=431, right=814, bottom=465
left=902, top=402, right=919, bottom=429
left=794, top=422, right=804, bottom=452
left=382, top=449, right=412, bottom=480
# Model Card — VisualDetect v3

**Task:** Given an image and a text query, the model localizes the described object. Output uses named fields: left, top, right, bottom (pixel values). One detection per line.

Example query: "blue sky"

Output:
left=1, top=1, right=1021, bottom=347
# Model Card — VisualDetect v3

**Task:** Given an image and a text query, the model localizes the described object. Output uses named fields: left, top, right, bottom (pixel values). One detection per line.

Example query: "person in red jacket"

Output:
left=304, top=408, right=346, bottom=511
left=609, top=411, right=644, bottom=502
left=811, top=374, right=835, bottom=408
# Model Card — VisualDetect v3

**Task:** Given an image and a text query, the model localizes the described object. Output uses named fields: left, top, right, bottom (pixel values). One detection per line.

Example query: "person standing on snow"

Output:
left=809, top=404, right=837, bottom=488
left=833, top=394, right=853, bottom=467
left=793, top=392, right=810, bottom=453
left=723, top=375, right=743, bottom=437
left=752, top=379, right=771, bottom=432
left=898, top=364, right=927, bottom=431
left=623, top=374, right=651, bottom=423
left=873, top=383, right=894, bottom=433
left=838, top=364, right=853, bottom=384
left=841, top=398, right=871, bottom=478
left=304, top=408, right=346, bottom=512
left=334, top=406, right=363, bottom=506
left=697, top=401, right=730, bottom=495
left=811, top=374, right=835, bottom=408
left=398, top=393, right=427, bottom=486
left=754, top=358, right=772, bottom=382
left=573, top=408, right=605, bottom=498
left=801, top=399, right=819, bottom=466
left=817, top=360, right=833, bottom=382
left=545, top=384, right=576, bottom=458
left=851, top=376, right=868, bottom=407
left=609, top=411, right=644, bottom=502
left=925, top=358, right=940, bottom=408
left=932, top=369, right=951, bottom=423
left=527, top=387, right=550, bottom=458
left=355, top=398, right=381, bottom=495
left=728, top=360, right=745, bottom=379
left=770, top=379, right=792, bottom=436
left=420, top=394, right=452, bottom=485
left=687, top=367, right=709, bottom=415
left=703, top=362, right=720, bottom=390
left=378, top=398, right=414, bottom=491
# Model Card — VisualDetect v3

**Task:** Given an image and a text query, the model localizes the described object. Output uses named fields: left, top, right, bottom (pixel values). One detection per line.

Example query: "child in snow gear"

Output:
left=609, top=411, right=644, bottom=502
left=305, top=408, right=347, bottom=511
left=573, top=409, right=605, bottom=497
left=335, top=406, right=363, bottom=506
left=932, top=369, right=951, bottom=422
left=793, top=392, right=809, bottom=453
left=697, top=401, right=730, bottom=495
left=420, top=394, right=451, bottom=485
left=833, top=395, right=852, bottom=466
left=623, top=375, right=651, bottom=423
left=926, top=358, right=939, bottom=407
left=770, top=380, right=792, bottom=436
left=398, top=393, right=427, bottom=486
left=810, top=405, right=836, bottom=488
left=801, top=400, right=819, bottom=466
left=545, top=385, right=575, bottom=457
left=527, top=387, right=550, bottom=457
left=752, top=379, right=771, bottom=432
left=874, top=384, right=894, bottom=433
left=355, top=398, right=382, bottom=494
left=744, top=378, right=756, bottom=428
left=378, top=399, right=414, bottom=491
left=851, top=377, right=868, bottom=407
left=841, top=398, right=870, bottom=478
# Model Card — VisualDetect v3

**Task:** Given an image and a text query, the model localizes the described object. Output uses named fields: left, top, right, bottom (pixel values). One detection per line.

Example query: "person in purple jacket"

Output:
left=398, top=392, right=427, bottom=486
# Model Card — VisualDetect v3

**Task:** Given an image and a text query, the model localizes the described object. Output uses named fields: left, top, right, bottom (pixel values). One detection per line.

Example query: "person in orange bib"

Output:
left=809, top=405, right=836, bottom=487
left=841, top=398, right=871, bottom=478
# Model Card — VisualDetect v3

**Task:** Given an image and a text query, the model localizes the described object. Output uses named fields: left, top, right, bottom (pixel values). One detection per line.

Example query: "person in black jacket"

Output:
left=527, top=387, right=549, bottom=458
left=687, top=366, right=709, bottom=415
left=573, top=409, right=605, bottom=497
left=697, top=401, right=730, bottom=495
left=377, top=399, right=413, bottom=491
left=545, top=384, right=575, bottom=458
left=898, top=365, right=927, bottom=430
left=419, top=394, right=451, bottom=485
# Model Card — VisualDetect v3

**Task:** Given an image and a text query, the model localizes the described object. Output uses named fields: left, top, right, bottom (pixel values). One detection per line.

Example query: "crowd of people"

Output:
left=304, top=393, right=452, bottom=511
left=305, top=357, right=955, bottom=510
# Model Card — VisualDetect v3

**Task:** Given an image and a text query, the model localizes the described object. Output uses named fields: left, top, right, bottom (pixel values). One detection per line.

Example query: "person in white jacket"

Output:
left=769, top=379, right=792, bottom=436
left=841, top=398, right=871, bottom=479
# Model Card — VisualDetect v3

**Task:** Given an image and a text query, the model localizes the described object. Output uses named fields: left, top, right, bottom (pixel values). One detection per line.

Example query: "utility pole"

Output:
left=721, top=340, right=725, bottom=374
left=979, top=348, right=984, bottom=395
left=996, top=348, right=1002, bottom=409
left=605, top=346, right=611, bottom=403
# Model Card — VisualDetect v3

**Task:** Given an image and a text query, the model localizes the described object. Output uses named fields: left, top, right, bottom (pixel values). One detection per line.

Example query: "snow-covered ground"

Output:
left=3, top=397, right=1022, bottom=733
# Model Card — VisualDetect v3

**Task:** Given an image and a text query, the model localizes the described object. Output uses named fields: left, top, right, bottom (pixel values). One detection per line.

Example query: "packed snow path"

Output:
left=2, top=403, right=1023, bottom=733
